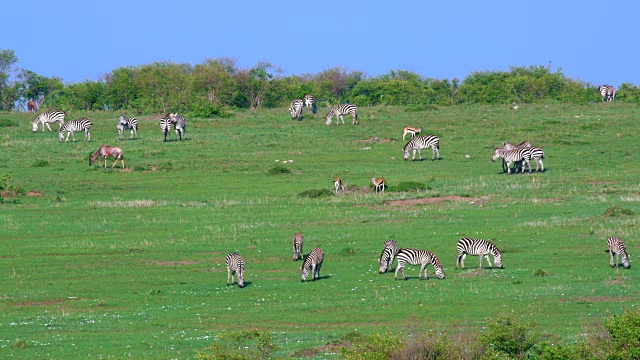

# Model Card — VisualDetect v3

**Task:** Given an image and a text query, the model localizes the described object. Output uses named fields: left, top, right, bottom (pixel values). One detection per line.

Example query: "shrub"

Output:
left=0, top=173, right=25, bottom=197
left=478, top=314, right=537, bottom=359
left=604, top=205, right=636, bottom=217
left=196, top=330, right=280, bottom=360
left=604, top=308, right=640, bottom=359
left=533, top=269, right=549, bottom=277
left=267, top=165, right=291, bottom=175
left=0, top=118, right=17, bottom=127
left=340, top=332, right=403, bottom=360
left=31, top=159, right=50, bottom=167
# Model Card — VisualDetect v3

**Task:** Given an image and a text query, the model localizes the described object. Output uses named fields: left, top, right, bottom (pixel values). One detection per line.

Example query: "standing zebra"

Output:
left=289, top=99, right=303, bottom=120
left=301, top=247, right=324, bottom=282
left=455, top=238, right=503, bottom=269
left=403, top=135, right=440, bottom=161
left=59, top=118, right=92, bottom=143
left=379, top=240, right=398, bottom=274
left=292, top=232, right=304, bottom=261
left=160, top=116, right=172, bottom=142
left=304, top=94, right=317, bottom=114
left=395, top=248, right=445, bottom=280
left=168, top=113, right=186, bottom=140
left=326, top=104, right=358, bottom=125
left=117, top=115, right=138, bottom=140
left=225, top=253, right=245, bottom=288
left=523, top=146, right=545, bottom=172
left=598, top=85, right=616, bottom=102
left=501, top=140, right=532, bottom=172
left=492, top=147, right=530, bottom=174
left=32, top=111, right=66, bottom=132
left=607, top=236, right=630, bottom=269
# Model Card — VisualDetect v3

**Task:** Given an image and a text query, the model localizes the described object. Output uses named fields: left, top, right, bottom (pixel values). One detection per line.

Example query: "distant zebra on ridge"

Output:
left=403, top=135, right=440, bottom=161
left=59, top=118, right=92, bottom=143
left=326, top=104, right=358, bottom=125
left=455, top=238, right=503, bottom=269
left=225, top=253, right=245, bottom=288
left=598, top=85, right=616, bottom=102
left=304, top=94, right=317, bottom=114
left=292, top=232, right=304, bottom=261
left=607, top=236, right=630, bottom=269
left=379, top=240, right=398, bottom=274
left=301, top=247, right=324, bottom=282
left=117, top=115, right=138, bottom=140
left=290, top=99, right=303, bottom=120
left=168, top=113, right=186, bottom=140
left=32, top=111, right=66, bottom=132
left=395, top=248, right=445, bottom=280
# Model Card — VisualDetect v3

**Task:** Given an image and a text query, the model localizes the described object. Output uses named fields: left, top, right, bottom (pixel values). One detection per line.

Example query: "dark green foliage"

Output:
left=603, top=308, right=640, bottom=360
left=196, top=330, right=280, bottom=360
left=31, top=159, right=49, bottom=167
left=0, top=173, right=24, bottom=196
left=0, top=117, right=17, bottom=127
left=533, top=269, right=549, bottom=277
left=340, top=332, right=403, bottom=360
left=391, top=181, right=430, bottom=192
left=604, top=205, right=636, bottom=217
left=267, top=165, right=291, bottom=175
left=478, top=314, right=537, bottom=359
left=298, top=189, right=333, bottom=198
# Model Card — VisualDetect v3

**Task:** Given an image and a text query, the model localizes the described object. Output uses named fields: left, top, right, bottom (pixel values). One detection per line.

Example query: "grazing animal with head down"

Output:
left=326, top=104, right=358, bottom=125
left=32, top=111, right=66, bottom=132
left=456, top=238, right=503, bottom=269
left=607, top=236, right=630, bottom=269
left=371, top=177, right=386, bottom=193
left=27, top=100, right=37, bottom=112
left=395, top=248, right=445, bottom=280
left=379, top=240, right=398, bottom=274
left=403, top=135, right=440, bottom=161
left=89, top=145, right=125, bottom=169
left=301, top=247, right=324, bottom=282
left=402, top=127, right=421, bottom=140
left=225, top=253, right=245, bottom=288
left=59, top=118, right=92, bottom=143
left=334, top=177, right=345, bottom=194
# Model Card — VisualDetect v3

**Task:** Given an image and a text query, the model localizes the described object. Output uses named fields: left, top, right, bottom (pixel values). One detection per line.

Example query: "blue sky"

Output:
left=3, top=1, right=635, bottom=86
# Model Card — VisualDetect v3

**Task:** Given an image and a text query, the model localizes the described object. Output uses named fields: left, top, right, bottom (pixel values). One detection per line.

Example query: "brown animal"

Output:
left=371, top=177, right=386, bottom=193
left=89, top=145, right=125, bottom=169
left=402, top=127, right=421, bottom=140
left=333, top=177, right=345, bottom=194
left=27, top=100, right=37, bottom=112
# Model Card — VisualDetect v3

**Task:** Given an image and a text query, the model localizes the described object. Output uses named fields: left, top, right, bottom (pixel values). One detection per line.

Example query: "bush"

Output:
left=604, top=308, right=640, bottom=359
left=196, top=330, right=280, bottom=360
left=31, top=159, right=50, bottom=167
left=604, top=205, right=636, bottom=217
left=478, top=314, right=537, bottom=359
left=267, top=166, right=291, bottom=175
left=340, top=332, right=403, bottom=360
left=0, top=173, right=25, bottom=197
left=0, top=118, right=17, bottom=127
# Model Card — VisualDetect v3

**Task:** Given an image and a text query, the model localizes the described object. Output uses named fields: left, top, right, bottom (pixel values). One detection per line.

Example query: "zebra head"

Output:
left=58, top=126, right=66, bottom=142
left=379, top=254, right=391, bottom=274
left=325, top=109, right=335, bottom=125
left=491, top=148, right=504, bottom=162
left=494, top=253, right=503, bottom=269
left=237, top=267, right=245, bottom=288
left=301, top=266, right=310, bottom=282
left=403, top=146, right=411, bottom=160
left=32, top=116, right=40, bottom=132
left=434, top=265, right=445, bottom=279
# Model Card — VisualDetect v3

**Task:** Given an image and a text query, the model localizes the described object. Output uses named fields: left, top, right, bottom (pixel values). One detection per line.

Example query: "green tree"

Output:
left=0, top=49, right=20, bottom=111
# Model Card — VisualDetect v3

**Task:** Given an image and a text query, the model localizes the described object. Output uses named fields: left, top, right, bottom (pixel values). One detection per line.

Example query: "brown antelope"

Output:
left=89, top=145, right=125, bottom=169
left=27, top=100, right=37, bottom=112
left=333, top=177, right=345, bottom=194
left=371, top=177, right=386, bottom=193
left=402, top=127, right=421, bottom=140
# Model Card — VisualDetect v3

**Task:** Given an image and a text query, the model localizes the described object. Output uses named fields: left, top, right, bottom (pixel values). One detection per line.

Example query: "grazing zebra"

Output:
left=598, top=85, right=616, bottom=102
left=89, top=145, right=125, bottom=169
left=292, top=232, right=304, bottom=261
left=289, top=99, right=303, bottom=120
left=225, top=253, right=245, bottom=288
left=402, top=127, right=422, bottom=140
left=59, top=118, right=92, bottom=143
left=492, top=147, right=530, bottom=174
left=160, top=116, right=172, bottom=142
left=395, top=248, right=445, bottom=280
left=117, top=115, right=138, bottom=140
left=607, top=236, right=630, bottom=269
left=168, top=113, right=186, bottom=140
left=301, top=247, right=324, bottom=282
left=304, top=94, right=317, bottom=114
left=455, top=238, right=503, bottom=269
left=403, top=135, right=440, bottom=161
left=371, top=177, right=386, bottom=193
left=334, top=177, right=345, bottom=194
left=32, top=111, right=66, bottom=132
left=326, top=104, right=358, bottom=125
left=379, top=240, right=398, bottom=274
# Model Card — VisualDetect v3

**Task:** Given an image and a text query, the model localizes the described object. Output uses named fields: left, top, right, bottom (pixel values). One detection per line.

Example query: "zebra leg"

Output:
left=311, top=263, right=317, bottom=281
left=506, top=161, right=512, bottom=174
left=394, top=262, right=405, bottom=280
left=227, top=268, right=232, bottom=285
left=610, top=251, right=615, bottom=267
left=339, top=115, right=345, bottom=124
left=316, top=262, right=322, bottom=279
left=418, top=148, right=423, bottom=161
left=461, top=254, right=467, bottom=269
left=485, top=255, right=492, bottom=268
left=539, top=159, right=544, bottom=172
left=45, top=122, right=53, bottom=132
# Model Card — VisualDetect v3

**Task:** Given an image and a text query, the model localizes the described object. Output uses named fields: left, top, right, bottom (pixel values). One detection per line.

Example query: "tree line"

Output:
left=2, top=48, right=640, bottom=117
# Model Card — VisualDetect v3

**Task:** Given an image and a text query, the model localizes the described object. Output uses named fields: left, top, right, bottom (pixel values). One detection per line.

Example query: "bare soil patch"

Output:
left=26, top=190, right=44, bottom=196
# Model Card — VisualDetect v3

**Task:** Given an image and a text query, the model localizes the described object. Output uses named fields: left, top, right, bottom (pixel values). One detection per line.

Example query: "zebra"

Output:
left=607, top=236, right=630, bottom=269
left=292, top=232, right=304, bottom=261
left=598, top=85, right=616, bottom=102
left=160, top=116, right=172, bottom=142
left=289, top=99, right=303, bottom=120
left=523, top=146, right=545, bottom=172
left=301, top=247, right=324, bottom=282
left=395, top=248, right=445, bottom=280
left=117, top=115, right=138, bottom=140
left=501, top=140, right=532, bottom=172
left=58, top=118, right=92, bottom=143
left=492, top=147, right=530, bottom=174
left=326, top=104, right=358, bottom=125
left=168, top=113, right=186, bottom=140
left=225, top=253, right=245, bottom=288
left=455, top=237, right=503, bottom=269
left=304, top=94, right=317, bottom=114
left=32, top=111, right=66, bottom=132
left=403, top=135, right=440, bottom=161
left=379, top=240, right=398, bottom=274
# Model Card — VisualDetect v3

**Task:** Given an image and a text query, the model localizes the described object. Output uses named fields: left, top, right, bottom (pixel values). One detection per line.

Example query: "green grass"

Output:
left=0, top=103, right=639, bottom=358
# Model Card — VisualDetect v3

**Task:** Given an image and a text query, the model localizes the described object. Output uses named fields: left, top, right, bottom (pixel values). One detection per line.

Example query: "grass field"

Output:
left=0, top=103, right=639, bottom=358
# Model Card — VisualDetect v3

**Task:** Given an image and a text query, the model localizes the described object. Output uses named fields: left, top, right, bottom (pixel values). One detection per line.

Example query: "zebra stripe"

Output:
left=289, top=99, right=303, bottom=120
left=301, top=247, right=324, bottom=282
left=455, top=238, right=503, bottom=269
left=304, top=94, right=317, bottom=114
left=492, top=147, right=530, bottom=174
left=598, top=85, right=616, bottom=102
left=292, top=232, right=304, bottom=261
left=395, top=248, right=445, bottom=280
left=379, top=240, right=398, bottom=274
left=403, top=135, right=440, bottom=161
left=168, top=113, right=186, bottom=140
left=500, top=141, right=532, bottom=172
left=59, top=118, right=92, bottom=143
left=32, top=111, right=66, bottom=132
left=523, top=146, right=545, bottom=172
left=225, top=253, right=245, bottom=288
left=160, top=117, right=172, bottom=142
left=607, top=236, right=630, bottom=269
left=326, top=104, right=358, bottom=125
left=117, top=115, right=138, bottom=140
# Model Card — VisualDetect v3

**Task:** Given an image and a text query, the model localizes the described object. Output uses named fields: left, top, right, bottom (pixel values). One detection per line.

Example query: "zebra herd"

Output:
left=492, top=140, right=545, bottom=174
left=288, top=94, right=358, bottom=126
